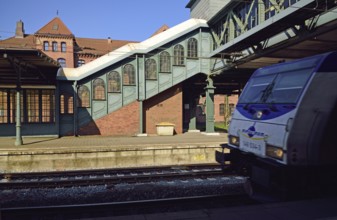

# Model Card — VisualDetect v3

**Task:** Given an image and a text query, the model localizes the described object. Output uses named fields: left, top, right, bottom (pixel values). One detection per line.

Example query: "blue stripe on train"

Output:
left=236, top=103, right=296, bottom=120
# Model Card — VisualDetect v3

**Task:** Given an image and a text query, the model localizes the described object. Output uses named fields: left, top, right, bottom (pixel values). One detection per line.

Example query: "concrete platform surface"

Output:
left=0, top=132, right=228, bottom=173
left=0, top=132, right=227, bottom=151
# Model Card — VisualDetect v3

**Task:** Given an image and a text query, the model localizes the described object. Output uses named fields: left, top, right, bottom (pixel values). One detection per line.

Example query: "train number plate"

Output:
left=240, top=135, right=265, bottom=156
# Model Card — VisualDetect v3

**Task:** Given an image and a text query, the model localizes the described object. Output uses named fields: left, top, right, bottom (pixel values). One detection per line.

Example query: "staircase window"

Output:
left=174, top=44, right=184, bottom=66
left=123, top=64, right=135, bottom=85
left=108, top=71, right=121, bottom=92
left=78, top=85, right=90, bottom=108
left=93, top=78, right=106, bottom=100
left=160, top=51, right=171, bottom=72
left=187, top=38, right=198, bottom=58
left=145, top=59, right=157, bottom=80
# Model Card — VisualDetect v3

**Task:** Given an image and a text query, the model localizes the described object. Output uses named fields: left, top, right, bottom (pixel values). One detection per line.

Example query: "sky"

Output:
left=0, top=0, right=191, bottom=42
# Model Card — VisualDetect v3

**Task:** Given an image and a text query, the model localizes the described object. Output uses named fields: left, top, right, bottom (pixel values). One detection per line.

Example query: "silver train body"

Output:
left=218, top=51, right=337, bottom=194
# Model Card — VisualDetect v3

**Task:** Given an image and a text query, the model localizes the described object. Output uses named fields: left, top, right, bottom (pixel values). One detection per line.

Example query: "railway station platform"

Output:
left=0, top=132, right=228, bottom=173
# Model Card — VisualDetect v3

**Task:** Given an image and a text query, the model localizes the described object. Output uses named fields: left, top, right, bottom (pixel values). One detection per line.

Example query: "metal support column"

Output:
left=15, top=86, right=23, bottom=146
left=205, top=76, right=215, bottom=133
left=188, top=96, right=198, bottom=132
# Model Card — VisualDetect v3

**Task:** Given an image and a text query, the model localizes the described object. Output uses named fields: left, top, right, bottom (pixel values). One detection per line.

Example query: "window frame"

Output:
left=145, top=58, right=157, bottom=80
left=61, top=42, right=67, bottom=53
left=60, top=93, right=74, bottom=115
left=187, top=38, right=198, bottom=59
left=52, top=41, right=58, bottom=52
left=43, top=41, right=49, bottom=51
left=108, top=71, right=121, bottom=93
left=77, top=59, right=85, bottom=67
left=173, top=44, right=184, bottom=66
left=57, top=58, right=66, bottom=67
left=159, top=51, right=171, bottom=73
left=93, top=78, right=106, bottom=100
left=123, top=64, right=136, bottom=85
left=78, top=85, right=90, bottom=108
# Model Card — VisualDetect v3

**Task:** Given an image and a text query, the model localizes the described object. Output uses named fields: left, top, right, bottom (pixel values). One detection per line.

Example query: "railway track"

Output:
left=0, top=164, right=234, bottom=189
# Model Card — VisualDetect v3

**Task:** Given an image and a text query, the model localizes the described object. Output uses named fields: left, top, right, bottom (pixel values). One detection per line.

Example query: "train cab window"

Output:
left=270, top=68, right=313, bottom=103
left=239, top=67, right=313, bottom=104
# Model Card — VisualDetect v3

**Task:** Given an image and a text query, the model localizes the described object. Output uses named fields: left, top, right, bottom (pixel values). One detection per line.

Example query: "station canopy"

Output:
left=0, top=48, right=59, bottom=86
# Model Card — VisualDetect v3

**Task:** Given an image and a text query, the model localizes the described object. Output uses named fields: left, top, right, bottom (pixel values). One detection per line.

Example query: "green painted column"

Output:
left=188, top=97, right=197, bottom=131
left=15, top=87, right=23, bottom=146
left=205, top=76, right=216, bottom=133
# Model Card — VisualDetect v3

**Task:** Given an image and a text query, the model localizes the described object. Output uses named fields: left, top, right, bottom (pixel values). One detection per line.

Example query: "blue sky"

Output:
left=0, top=0, right=191, bottom=41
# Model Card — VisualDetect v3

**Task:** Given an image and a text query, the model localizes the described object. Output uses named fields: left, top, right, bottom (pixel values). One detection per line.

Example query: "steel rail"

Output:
left=0, top=163, right=233, bottom=189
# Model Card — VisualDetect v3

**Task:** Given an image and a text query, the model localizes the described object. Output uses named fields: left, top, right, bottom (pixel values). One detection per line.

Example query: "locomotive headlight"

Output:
left=229, top=135, right=240, bottom=147
left=266, top=145, right=284, bottom=160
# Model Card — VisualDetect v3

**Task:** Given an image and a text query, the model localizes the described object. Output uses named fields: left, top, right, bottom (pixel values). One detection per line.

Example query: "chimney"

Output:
left=15, top=20, right=25, bottom=38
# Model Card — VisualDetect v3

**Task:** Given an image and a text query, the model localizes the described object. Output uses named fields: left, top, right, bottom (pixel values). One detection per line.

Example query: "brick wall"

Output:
left=35, top=37, right=75, bottom=68
left=144, top=84, right=183, bottom=135
left=78, top=101, right=140, bottom=136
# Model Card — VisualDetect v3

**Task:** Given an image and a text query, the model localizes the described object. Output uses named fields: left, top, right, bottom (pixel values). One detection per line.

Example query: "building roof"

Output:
left=58, top=18, right=208, bottom=81
left=150, top=24, right=170, bottom=38
left=0, top=48, right=59, bottom=85
left=0, top=16, right=138, bottom=59
left=35, top=17, right=73, bottom=37
left=75, top=37, right=138, bottom=57
left=0, top=35, right=36, bottom=50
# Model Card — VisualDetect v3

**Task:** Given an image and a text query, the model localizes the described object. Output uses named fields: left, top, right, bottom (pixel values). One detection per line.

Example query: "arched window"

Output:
left=57, top=58, right=66, bottom=67
left=159, top=51, right=171, bottom=72
left=77, top=59, right=85, bottom=67
left=108, top=71, right=121, bottom=92
left=61, top=42, right=66, bottom=52
left=93, top=78, right=105, bottom=100
left=123, top=64, right=135, bottom=85
left=78, top=85, right=90, bottom=108
left=60, top=93, right=73, bottom=114
left=187, top=38, right=198, bottom=58
left=174, top=44, right=184, bottom=65
left=43, top=41, right=49, bottom=51
left=145, top=59, right=157, bottom=80
left=52, top=41, right=58, bottom=52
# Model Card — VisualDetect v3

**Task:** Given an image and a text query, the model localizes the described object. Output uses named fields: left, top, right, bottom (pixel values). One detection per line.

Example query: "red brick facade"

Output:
left=78, top=101, right=140, bottom=136
left=144, top=84, right=183, bottom=135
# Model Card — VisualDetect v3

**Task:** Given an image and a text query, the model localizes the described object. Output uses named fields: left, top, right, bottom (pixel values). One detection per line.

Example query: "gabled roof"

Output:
left=35, top=17, right=73, bottom=37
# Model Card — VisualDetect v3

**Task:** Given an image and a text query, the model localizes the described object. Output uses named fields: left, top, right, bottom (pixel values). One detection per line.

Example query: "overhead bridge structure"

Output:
left=55, top=0, right=337, bottom=137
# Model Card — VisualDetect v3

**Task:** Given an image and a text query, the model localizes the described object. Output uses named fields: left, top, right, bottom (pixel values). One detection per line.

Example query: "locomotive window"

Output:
left=239, top=67, right=313, bottom=104
left=264, top=67, right=313, bottom=104
left=239, top=74, right=275, bottom=103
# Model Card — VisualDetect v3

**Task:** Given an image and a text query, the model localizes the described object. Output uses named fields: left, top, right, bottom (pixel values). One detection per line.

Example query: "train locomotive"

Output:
left=217, top=51, right=337, bottom=197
